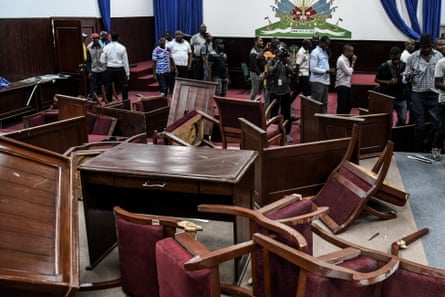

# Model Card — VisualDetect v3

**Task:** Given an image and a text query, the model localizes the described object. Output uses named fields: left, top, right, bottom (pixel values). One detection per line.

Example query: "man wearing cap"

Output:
left=100, top=32, right=130, bottom=103
left=86, top=33, right=106, bottom=104
left=99, top=31, right=110, bottom=47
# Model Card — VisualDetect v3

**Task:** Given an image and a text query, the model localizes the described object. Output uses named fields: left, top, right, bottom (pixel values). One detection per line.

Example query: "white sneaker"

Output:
left=431, top=148, right=442, bottom=161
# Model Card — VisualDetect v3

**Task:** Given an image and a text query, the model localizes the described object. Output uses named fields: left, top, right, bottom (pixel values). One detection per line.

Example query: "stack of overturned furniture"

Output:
left=240, top=120, right=409, bottom=234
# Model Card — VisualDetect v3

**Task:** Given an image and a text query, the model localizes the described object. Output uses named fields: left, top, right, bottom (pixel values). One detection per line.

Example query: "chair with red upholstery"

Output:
left=156, top=231, right=255, bottom=297
left=312, top=138, right=409, bottom=234
left=152, top=109, right=218, bottom=147
left=176, top=201, right=397, bottom=297
left=197, top=194, right=328, bottom=297
left=22, top=109, right=59, bottom=128
left=86, top=111, right=118, bottom=142
left=108, top=206, right=202, bottom=297
left=132, top=94, right=169, bottom=112
left=213, top=95, right=286, bottom=148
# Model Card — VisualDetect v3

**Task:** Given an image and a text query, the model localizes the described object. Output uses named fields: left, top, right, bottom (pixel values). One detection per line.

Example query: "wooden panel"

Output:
left=0, top=136, right=78, bottom=296
left=168, top=78, right=218, bottom=134
left=4, top=116, right=88, bottom=154
left=300, top=95, right=323, bottom=143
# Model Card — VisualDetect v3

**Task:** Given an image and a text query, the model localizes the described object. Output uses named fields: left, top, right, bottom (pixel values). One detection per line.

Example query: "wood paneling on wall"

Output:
left=111, top=17, right=155, bottom=63
left=0, top=17, right=155, bottom=83
left=0, top=18, right=55, bottom=81
left=0, top=16, right=404, bottom=90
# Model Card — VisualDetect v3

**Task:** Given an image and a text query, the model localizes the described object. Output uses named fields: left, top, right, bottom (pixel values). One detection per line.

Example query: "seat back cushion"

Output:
left=381, top=266, right=445, bottom=297
left=254, top=198, right=314, bottom=297
left=304, top=255, right=378, bottom=297
left=116, top=217, right=166, bottom=297
left=314, top=164, right=370, bottom=226
left=91, top=115, right=116, bottom=135
left=156, top=237, right=212, bottom=297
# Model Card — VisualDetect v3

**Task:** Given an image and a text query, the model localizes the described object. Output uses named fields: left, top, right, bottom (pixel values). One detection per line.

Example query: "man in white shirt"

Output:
left=335, top=44, right=357, bottom=114
left=291, top=39, right=312, bottom=102
left=401, top=39, right=415, bottom=63
left=100, top=32, right=129, bottom=102
left=431, top=56, right=445, bottom=160
left=167, top=30, right=192, bottom=79
left=190, top=24, right=207, bottom=79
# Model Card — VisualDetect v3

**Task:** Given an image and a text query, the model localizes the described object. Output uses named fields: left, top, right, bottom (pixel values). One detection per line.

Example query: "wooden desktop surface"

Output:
left=79, top=143, right=257, bottom=272
left=80, top=142, right=256, bottom=182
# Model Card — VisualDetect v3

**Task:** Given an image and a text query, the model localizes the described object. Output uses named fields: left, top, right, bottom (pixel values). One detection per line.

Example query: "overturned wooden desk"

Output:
left=78, top=143, right=257, bottom=273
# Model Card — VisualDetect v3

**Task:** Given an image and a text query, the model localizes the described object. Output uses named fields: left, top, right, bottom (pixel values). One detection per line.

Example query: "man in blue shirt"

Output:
left=152, top=36, right=175, bottom=96
left=309, top=36, right=335, bottom=113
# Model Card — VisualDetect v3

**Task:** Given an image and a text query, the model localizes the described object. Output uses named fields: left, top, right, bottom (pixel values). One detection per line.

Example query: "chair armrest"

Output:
left=196, top=109, right=220, bottom=125
left=160, top=131, right=194, bottom=146
left=253, top=233, right=399, bottom=287
left=358, top=107, right=370, bottom=115
left=266, top=114, right=284, bottom=127
left=265, top=99, right=278, bottom=118
left=198, top=204, right=308, bottom=249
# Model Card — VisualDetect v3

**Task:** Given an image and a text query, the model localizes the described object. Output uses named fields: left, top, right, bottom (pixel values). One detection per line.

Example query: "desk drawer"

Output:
left=114, top=176, right=199, bottom=193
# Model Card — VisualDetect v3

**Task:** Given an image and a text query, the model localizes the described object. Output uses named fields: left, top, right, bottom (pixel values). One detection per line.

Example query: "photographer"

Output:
left=267, top=42, right=295, bottom=142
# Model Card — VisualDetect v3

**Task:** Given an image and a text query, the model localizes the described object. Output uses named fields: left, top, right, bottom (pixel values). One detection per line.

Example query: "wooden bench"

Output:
left=4, top=116, right=88, bottom=154
left=239, top=117, right=359, bottom=206
left=316, top=112, right=392, bottom=158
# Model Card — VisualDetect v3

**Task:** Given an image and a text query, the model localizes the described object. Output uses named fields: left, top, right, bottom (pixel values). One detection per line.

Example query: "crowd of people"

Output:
left=84, top=27, right=445, bottom=157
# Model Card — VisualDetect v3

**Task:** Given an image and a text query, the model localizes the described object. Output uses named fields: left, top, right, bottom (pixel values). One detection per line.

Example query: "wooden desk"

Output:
left=78, top=143, right=257, bottom=271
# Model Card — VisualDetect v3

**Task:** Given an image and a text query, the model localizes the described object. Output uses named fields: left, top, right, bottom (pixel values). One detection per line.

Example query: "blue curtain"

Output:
left=380, top=0, right=420, bottom=39
left=380, top=0, right=441, bottom=39
left=405, top=0, right=421, bottom=35
left=422, top=0, right=441, bottom=39
left=98, top=0, right=111, bottom=32
left=154, top=0, right=203, bottom=41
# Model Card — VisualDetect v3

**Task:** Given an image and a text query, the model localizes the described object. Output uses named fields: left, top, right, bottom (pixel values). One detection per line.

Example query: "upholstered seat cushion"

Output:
left=116, top=217, right=166, bottom=297
left=304, top=255, right=378, bottom=297
left=156, top=237, right=212, bottom=297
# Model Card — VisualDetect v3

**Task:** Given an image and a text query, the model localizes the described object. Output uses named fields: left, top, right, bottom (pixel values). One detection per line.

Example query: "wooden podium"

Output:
left=0, top=136, right=79, bottom=296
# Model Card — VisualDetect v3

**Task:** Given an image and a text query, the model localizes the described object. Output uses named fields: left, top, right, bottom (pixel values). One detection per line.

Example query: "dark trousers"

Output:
left=104, top=67, right=127, bottom=102
left=270, top=92, right=291, bottom=134
left=432, top=102, right=445, bottom=150
left=335, top=85, right=352, bottom=114
left=411, top=91, right=439, bottom=152
left=193, top=56, right=204, bottom=80
left=157, top=72, right=170, bottom=95
left=89, top=71, right=104, bottom=99
left=290, top=76, right=311, bottom=103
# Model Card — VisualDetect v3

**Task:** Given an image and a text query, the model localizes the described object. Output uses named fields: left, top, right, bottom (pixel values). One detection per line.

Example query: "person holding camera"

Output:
left=267, top=43, right=295, bottom=142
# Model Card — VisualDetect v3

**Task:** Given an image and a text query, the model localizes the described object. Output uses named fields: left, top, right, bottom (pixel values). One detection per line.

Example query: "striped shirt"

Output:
left=152, top=46, right=171, bottom=74
left=406, top=49, right=443, bottom=93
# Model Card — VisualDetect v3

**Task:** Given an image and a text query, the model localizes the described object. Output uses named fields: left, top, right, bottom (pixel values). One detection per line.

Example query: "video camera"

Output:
left=277, top=48, right=290, bottom=61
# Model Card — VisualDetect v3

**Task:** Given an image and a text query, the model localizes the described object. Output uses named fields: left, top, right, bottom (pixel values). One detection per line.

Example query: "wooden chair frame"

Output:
left=214, top=95, right=286, bottom=148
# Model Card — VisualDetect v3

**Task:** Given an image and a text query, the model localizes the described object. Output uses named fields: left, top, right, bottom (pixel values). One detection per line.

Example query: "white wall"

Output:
left=0, top=0, right=153, bottom=18
left=203, top=0, right=424, bottom=41
left=1, top=0, right=443, bottom=40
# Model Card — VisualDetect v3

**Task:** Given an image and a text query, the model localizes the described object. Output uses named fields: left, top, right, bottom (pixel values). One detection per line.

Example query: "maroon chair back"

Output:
left=253, top=198, right=313, bottom=297
left=133, top=96, right=169, bottom=112
left=156, top=237, right=214, bottom=297
left=116, top=217, right=165, bottom=297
